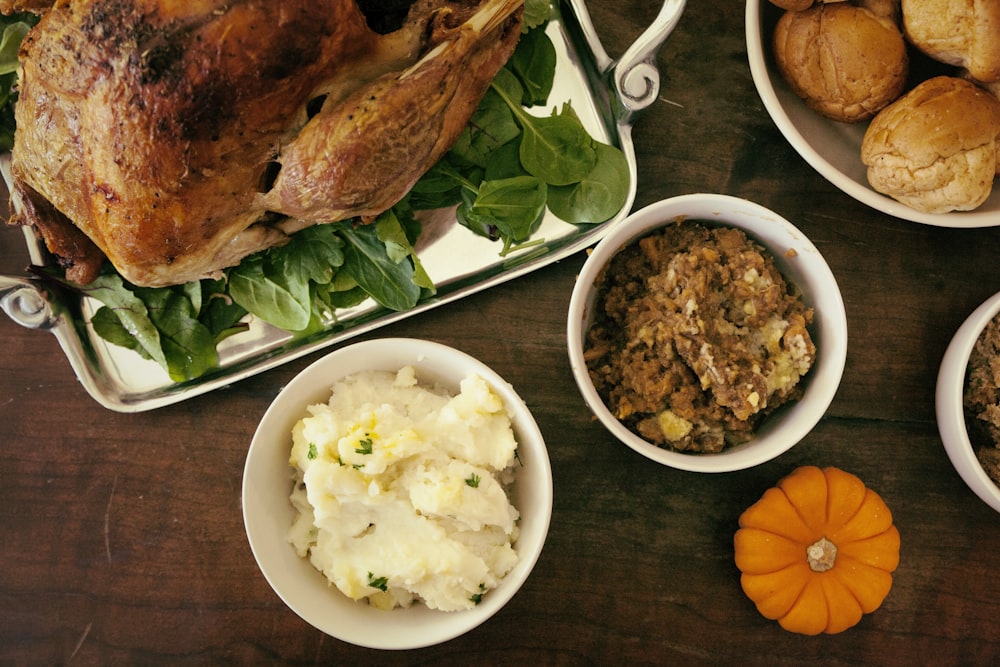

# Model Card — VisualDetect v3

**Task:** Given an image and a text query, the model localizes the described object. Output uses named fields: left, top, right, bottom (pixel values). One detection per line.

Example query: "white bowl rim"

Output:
left=567, top=193, right=848, bottom=473
left=744, top=0, right=1000, bottom=229
left=242, top=337, right=553, bottom=649
left=935, top=292, right=1000, bottom=513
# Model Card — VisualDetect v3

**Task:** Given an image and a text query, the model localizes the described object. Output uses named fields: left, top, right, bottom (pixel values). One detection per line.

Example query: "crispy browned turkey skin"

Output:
left=6, top=0, right=523, bottom=287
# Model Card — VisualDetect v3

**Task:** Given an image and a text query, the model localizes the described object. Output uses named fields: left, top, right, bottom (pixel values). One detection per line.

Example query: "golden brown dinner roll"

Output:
left=976, top=75, right=1000, bottom=100
left=767, top=0, right=901, bottom=21
left=768, top=0, right=865, bottom=10
left=903, top=0, right=1000, bottom=83
left=769, top=0, right=818, bottom=10
left=773, top=3, right=909, bottom=122
left=861, top=76, right=1000, bottom=213
left=856, top=0, right=902, bottom=22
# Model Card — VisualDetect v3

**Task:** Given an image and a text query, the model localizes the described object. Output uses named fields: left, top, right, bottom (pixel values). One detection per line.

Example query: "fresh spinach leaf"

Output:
left=466, top=175, right=547, bottom=245
left=0, top=21, right=31, bottom=76
left=90, top=306, right=154, bottom=361
left=135, top=286, right=218, bottom=382
left=547, top=141, right=631, bottom=223
left=407, top=161, right=465, bottom=210
left=490, top=69, right=597, bottom=186
left=181, top=280, right=202, bottom=317
left=86, top=275, right=235, bottom=379
left=199, top=280, right=249, bottom=343
left=227, top=253, right=312, bottom=332
left=227, top=225, right=347, bottom=331
left=0, top=13, right=38, bottom=151
left=456, top=185, right=498, bottom=241
left=483, top=139, right=528, bottom=181
left=81, top=273, right=168, bottom=369
left=340, top=224, right=421, bottom=312
left=375, top=210, right=434, bottom=292
left=449, top=88, right=520, bottom=168
left=321, top=284, right=369, bottom=310
left=508, top=26, right=556, bottom=106
left=269, top=224, right=345, bottom=286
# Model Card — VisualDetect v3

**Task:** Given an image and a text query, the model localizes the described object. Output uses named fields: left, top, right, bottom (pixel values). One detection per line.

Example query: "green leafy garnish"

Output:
left=491, top=69, right=597, bottom=186
left=470, top=583, right=487, bottom=605
left=547, top=142, right=631, bottom=223
left=339, top=216, right=423, bottom=312
left=0, top=13, right=38, bottom=152
left=307, top=443, right=318, bottom=460
left=459, top=175, right=547, bottom=256
left=227, top=224, right=346, bottom=332
left=506, top=25, right=556, bottom=106
left=465, top=473, right=481, bottom=489
left=367, top=572, right=389, bottom=592
left=355, top=437, right=373, bottom=456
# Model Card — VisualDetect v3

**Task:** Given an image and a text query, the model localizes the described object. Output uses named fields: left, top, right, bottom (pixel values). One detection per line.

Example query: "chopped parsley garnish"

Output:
left=470, top=583, right=487, bottom=605
left=306, top=442, right=318, bottom=460
left=465, top=473, right=481, bottom=488
left=355, top=436, right=373, bottom=455
left=367, top=572, right=388, bottom=592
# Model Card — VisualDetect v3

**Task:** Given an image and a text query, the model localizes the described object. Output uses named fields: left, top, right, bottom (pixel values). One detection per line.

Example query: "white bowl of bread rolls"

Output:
left=746, top=0, right=1000, bottom=227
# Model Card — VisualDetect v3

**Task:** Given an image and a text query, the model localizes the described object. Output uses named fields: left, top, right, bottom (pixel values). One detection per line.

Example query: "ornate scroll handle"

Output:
left=0, top=275, right=57, bottom=330
left=610, top=0, right=686, bottom=123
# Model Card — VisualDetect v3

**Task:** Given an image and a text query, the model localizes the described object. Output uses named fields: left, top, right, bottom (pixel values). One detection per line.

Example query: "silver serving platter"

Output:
left=0, top=0, right=685, bottom=412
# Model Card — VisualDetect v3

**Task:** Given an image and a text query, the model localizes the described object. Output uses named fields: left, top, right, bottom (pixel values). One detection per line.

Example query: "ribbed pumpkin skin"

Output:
left=734, top=466, right=901, bottom=635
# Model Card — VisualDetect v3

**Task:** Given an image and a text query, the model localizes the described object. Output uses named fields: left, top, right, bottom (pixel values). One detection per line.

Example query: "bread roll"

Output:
left=773, top=3, right=908, bottom=122
left=861, top=76, right=1000, bottom=213
left=768, top=0, right=900, bottom=15
left=768, top=0, right=842, bottom=11
left=857, top=0, right=902, bottom=22
left=769, top=0, right=819, bottom=10
left=903, top=0, right=1000, bottom=83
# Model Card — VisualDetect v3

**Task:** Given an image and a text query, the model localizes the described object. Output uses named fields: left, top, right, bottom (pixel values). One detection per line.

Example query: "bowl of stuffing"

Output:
left=936, top=291, right=1000, bottom=514
left=567, top=193, right=848, bottom=473
left=242, top=338, right=553, bottom=649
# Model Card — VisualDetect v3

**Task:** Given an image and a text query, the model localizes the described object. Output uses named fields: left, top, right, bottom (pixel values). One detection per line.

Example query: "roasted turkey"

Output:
left=5, top=0, right=524, bottom=287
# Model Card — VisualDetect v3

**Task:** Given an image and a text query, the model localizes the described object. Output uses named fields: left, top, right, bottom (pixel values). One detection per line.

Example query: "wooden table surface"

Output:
left=3, top=1, right=1000, bottom=664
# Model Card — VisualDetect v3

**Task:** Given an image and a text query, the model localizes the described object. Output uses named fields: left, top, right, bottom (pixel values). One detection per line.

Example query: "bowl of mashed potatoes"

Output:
left=936, top=291, right=1000, bottom=514
left=242, top=338, right=552, bottom=649
left=567, top=193, right=847, bottom=472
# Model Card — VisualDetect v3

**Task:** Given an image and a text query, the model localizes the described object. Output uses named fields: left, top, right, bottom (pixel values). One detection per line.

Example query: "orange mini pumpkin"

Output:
left=734, top=466, right=900, bottom=635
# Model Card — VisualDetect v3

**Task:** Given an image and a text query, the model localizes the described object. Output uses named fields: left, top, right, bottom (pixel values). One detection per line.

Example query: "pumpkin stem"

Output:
left=806, top=536, right=837, bottom=572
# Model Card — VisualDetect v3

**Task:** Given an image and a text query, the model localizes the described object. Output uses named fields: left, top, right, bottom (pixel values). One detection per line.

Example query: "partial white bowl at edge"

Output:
left=567, top=193, right=848, bottom=473
left=242, top=338, right=553, bottom=650
left=936, top=292, right=1000, bottom=514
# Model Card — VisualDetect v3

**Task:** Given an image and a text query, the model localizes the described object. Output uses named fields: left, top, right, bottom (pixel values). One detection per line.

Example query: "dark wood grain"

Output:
left=3, top=2, right=1000, bottom=664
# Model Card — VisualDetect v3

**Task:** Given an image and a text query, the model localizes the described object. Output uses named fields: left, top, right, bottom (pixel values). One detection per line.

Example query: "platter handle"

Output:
left=611, top=0, right=685, bottom=121
left=0, top=275, right=57, bottom=330
left=567, top=0, right=686, bottom=124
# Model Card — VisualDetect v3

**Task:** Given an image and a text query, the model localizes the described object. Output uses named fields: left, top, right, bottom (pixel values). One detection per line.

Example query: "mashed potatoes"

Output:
left=287, top=365, right=521, bottom=611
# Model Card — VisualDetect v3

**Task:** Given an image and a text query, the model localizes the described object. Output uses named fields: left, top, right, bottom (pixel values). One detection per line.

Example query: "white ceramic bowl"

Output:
left=567, top=194, right=848, bottom=473
left=936, top=292, right=1000, bottom=514
left=242, top=338, right=553, bottom=649
left=745, top=0, right=1000, bottom=228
